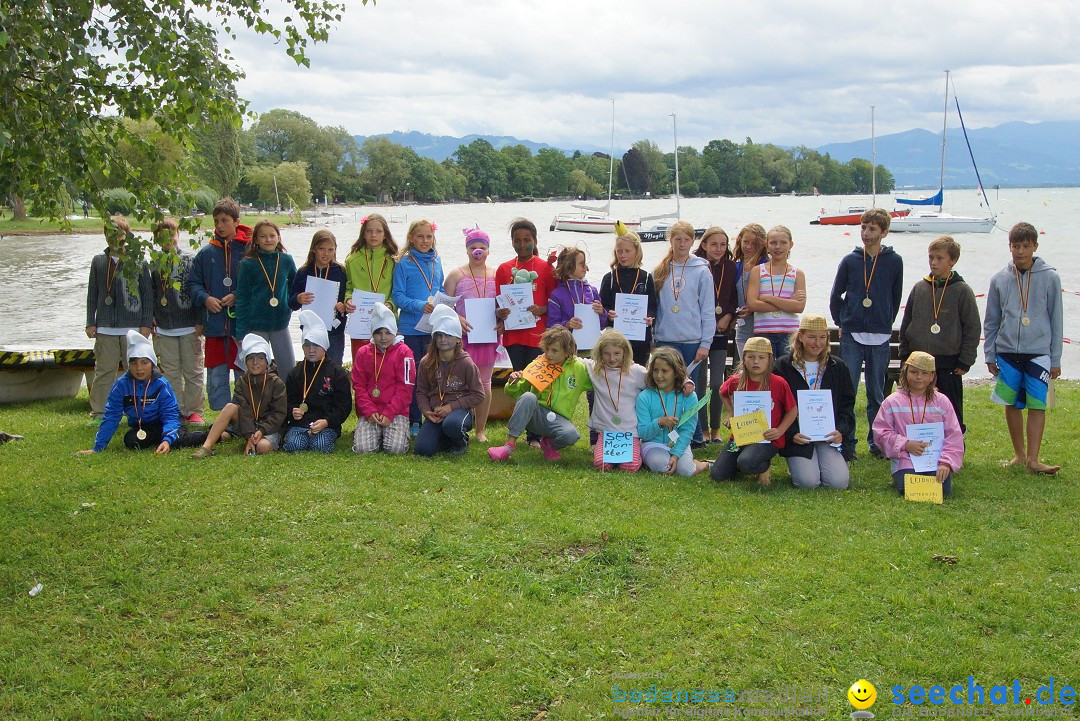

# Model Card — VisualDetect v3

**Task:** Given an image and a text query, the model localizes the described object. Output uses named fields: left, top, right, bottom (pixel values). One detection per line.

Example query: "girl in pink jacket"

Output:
left=351, top=303, right=416, bottom=455
left=872, top=351, right=964, bottom=497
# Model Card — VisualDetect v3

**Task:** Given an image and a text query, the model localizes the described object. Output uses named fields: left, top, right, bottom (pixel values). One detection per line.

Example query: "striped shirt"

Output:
left=753, top=264, right=800, bottom=334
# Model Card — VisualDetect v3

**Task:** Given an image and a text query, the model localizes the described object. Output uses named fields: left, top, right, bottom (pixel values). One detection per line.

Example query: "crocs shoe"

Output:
left=191, top=446, right=215, bottom=459
left=487, top=444, right=513, bottom=462
left=539, top=437, right=561, bottom=461
left=186, top=412, right=205, bottom=424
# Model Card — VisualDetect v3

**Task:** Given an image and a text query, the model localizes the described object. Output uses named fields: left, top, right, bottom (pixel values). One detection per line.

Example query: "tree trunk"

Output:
left=11, top=194, right=27, bottom=220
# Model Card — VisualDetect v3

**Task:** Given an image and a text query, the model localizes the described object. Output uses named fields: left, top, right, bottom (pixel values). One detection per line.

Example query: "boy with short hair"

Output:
left=488, top=325, right=593, bottom=462
left=898, top=235, right=981, bottom=432
left=829, top=207, right=904, bottom=458
left=187, top=197, right=252, bottom=410
left=151, top=218, right=206, bottom=424
left=85, top=215, right=153, bottom=419
left=983, top=222, right=1063, bottom=474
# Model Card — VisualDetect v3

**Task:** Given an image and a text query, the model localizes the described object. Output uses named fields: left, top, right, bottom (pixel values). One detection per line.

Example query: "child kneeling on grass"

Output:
left=872, top=351, right=964, bottom=498
left=79, top=330, right=207, bottom=455
left=635, top=346, right=711, bottom=477
left=282, top=311, right=352, bottom=453
left=351, top=303, right=415, bottom=455
left=488, top=325, right=592, bottom=462
left=711, top=336, right=797, bottom=486
left=415, top=305, right=485, bottom=457
left=192, top=334, right=287, bottom=457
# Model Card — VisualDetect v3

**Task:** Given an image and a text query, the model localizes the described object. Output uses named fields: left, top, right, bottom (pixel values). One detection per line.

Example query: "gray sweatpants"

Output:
left=786, top=443, right=850, bottom=489
left=507, top=392, right=580, bottom=449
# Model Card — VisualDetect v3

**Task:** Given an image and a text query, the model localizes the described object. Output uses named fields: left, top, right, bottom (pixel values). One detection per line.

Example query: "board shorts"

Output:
left=991, top=353, right=1050, bottom=410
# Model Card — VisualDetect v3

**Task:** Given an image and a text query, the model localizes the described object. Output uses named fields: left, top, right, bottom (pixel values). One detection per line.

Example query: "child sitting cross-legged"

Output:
left=282, top=310, right=352, bottom=453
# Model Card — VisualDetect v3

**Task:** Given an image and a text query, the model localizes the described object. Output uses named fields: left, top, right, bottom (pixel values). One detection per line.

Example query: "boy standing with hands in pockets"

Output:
left=983, top=222, right=1063, bottom=474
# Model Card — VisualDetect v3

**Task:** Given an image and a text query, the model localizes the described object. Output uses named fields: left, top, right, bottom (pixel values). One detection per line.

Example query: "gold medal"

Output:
left=862, top=297, right=873, bottom=308
left=136, top=428, right=147, bottom=441
left=299, top=402, right=309, bottom=413
left=269, top=297, right=279, bottom=307
left=612, top=415, right=622, bottom=426
left=930, top=323, right=941, bottom=334
left=160, top=297, right=168, bottom=307
left=715, top=305, right=723, bottom=315
left=1022, top=316, right=1031, bottom=326
left=372, top=387, right=381, bottom=398
left=671, top=304, right=680, bottom=314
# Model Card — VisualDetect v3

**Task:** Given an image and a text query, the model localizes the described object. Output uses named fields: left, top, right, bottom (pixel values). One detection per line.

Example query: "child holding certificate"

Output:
left=774, top=314, right=856, bottom=489
left=711, top=336, right=797, bottom=486
left=585, top=329, right=648, bottom=472
left=599, top=228, right=656, bottom=367
left=872, top=351, right=964, bottom=497
left=292, top=229, right=348, bottom=365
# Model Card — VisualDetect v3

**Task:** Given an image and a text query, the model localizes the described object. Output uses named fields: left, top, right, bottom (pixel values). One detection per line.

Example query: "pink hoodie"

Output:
left=872, top=389, right=964, bottom=474
left=351, top=342, right=415, bottom=420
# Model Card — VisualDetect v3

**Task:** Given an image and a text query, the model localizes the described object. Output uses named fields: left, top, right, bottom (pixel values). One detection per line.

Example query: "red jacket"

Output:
left=351, top=342, right=415, bottom=420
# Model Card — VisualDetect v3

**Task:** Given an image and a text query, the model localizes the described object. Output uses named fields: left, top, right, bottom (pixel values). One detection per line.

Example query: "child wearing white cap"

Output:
left=414, top=305, right=484, bottom=456
left=351, top=302, right=415, bottom=455
left=192, top=334, right=287, bottom=457
left=282, top=311, right=352, bottom=453
left=78, top=331, right=207, bottom=454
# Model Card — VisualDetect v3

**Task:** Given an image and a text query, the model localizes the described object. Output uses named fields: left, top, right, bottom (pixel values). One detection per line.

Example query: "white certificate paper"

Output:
left=906, top=422, right=944, bottom=473
left=734, top=391, right=772, bottom=444
left=613, top=293, right=647, bottom=341
left=414, top=291, right=460, bottom=334
left=304, top=275, right=340, bottom=329
left=464, top=297, right=498, bottom=344
left=498, top=284, right=536, bottom=331
left=797, top=389, right=835, bottom=442
left=573, top=303, right=601, bottom=351
left=346, top=290, right=385, bottom=339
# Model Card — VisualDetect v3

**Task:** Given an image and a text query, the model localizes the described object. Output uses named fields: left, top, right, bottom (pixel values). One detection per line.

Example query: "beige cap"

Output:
left=799, top=314, right=828, bottom=331
left=904, top=351, right=936, bottom=373
left=743, top=336, right=773, bottom=355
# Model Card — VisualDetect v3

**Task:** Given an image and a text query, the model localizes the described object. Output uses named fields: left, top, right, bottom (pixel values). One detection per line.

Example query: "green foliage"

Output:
left=0, top=0, right=352, bottom=258
left=453, top=139, right=508, bottom=198
left=102, top=188, right=137, bottom=216
left=246, top=162, right=312, bottom=210
left=248, top=109, right=357, bottom=201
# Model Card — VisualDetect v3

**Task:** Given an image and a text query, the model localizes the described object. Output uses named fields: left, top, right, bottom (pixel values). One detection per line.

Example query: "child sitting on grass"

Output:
left=192, top=334, right=287, bottom=457
left=351, top=303, right=415, bottom=455
left=872, top=351, right=964, bottom=497
left=282, top=311, right=352, bottom=453
left=415, top=305, right=485, bottom=457
left=636, top=346, right=711, bottom=477
left=79, top=330, right=207, bottom=454
left=711, top=336, right=797, bottom=486
left=488, top=325, right=592, bottom=462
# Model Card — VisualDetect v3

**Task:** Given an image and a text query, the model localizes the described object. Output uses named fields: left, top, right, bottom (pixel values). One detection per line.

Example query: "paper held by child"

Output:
left=521, top=357, right=564, bottom=392
left=414, top=291, right=461, bottom=333
left=602, top=431, right=634, bottom=463
left=904, top=474, right=944, bottom=504
left=497, top=284, right=536, bottom=331
left=731, top=409, right=769, bottom=446
left=346, top=291, right=385, bottom=339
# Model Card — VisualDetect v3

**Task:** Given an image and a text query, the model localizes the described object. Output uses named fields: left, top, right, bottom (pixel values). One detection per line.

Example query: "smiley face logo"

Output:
left=848, top=679, right=877, bottom=710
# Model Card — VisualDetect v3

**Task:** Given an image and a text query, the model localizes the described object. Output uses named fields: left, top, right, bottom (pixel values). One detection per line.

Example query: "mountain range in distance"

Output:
left=355, top=120, right=1080, bottom=189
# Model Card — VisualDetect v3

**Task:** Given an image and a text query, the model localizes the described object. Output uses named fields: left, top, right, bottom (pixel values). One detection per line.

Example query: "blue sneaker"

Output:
left=410, top=422, right=421, bottom=437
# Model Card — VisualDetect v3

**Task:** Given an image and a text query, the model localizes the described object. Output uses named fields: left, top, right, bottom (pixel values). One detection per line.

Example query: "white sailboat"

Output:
left=550, top=101, right=640, bottom=234
left=638, top=113, right=706, bottom=242
left=889, top=71, right=997, bottom=234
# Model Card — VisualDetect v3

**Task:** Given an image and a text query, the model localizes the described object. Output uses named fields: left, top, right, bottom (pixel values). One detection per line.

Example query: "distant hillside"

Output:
left=352, top=131, right=609, bottom=162
left=816, top=120, right=1080, bottom=188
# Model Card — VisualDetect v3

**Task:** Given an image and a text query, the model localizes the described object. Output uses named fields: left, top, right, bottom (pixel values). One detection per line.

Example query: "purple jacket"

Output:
left=548, top=280, right=607, bottom=331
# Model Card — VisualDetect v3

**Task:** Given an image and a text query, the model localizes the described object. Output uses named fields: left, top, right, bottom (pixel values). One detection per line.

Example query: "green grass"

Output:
left=1, top=383, right=1078, bottom=719
left=0, top=212, right=294, bottom=235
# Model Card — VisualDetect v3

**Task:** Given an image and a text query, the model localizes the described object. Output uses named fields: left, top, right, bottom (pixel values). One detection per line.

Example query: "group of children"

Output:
left=83, top=203, right=1064, bottom=495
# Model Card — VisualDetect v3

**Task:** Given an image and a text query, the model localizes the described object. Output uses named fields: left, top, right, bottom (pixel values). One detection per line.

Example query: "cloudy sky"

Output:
left=229, top=0, right=1079, bottom=153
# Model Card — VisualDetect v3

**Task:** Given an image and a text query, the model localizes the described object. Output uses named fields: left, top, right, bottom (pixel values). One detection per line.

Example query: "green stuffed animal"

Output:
left=512, top=268, right=538, bottom=284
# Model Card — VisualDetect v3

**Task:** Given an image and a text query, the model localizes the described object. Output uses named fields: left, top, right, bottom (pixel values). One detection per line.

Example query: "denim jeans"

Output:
left=415, top=408, right=473, bottom=456
left=656, top=341, right=704, bottom=445
left=206, top=362, right=236, bottom=411
left=839, top=332, right=890, bottom=450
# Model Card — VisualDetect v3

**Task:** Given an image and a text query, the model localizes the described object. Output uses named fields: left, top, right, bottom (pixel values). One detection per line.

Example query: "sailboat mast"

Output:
left=671, top=113, right=681, bottom=219
left=606, top=99, right=615, bottom=213
left=939, top=70, right=949, bottom=211
left=871, top=105, right=876, bottom=205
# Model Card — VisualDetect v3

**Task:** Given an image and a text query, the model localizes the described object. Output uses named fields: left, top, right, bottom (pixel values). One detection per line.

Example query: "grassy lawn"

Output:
left=1, top=383, right=1078, bottom=719
left=0, top=213, right=294, bottom=235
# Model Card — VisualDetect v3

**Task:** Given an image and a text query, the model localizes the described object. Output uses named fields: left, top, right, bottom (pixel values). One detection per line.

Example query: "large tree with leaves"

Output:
left=0, top=1, right=350, bottom=227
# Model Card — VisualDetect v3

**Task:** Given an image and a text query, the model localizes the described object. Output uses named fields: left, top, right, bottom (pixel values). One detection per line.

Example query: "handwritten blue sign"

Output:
left=602, top=431, right=634, bottom=463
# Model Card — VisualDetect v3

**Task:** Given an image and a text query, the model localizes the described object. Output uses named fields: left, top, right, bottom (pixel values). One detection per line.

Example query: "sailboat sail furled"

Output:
left=889, top=71, right=996, bottom=234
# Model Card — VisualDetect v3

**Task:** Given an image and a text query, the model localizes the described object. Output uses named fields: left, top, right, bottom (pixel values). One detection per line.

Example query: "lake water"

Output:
left=3, top=187, right=1078, bottom=378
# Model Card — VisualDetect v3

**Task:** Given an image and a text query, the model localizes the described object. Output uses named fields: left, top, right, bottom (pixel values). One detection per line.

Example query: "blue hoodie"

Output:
left=391, top=249, right=444, bottom=335
left=829, top=245, right=904, bottom=334
left=92, top=372, right=181, bottom=451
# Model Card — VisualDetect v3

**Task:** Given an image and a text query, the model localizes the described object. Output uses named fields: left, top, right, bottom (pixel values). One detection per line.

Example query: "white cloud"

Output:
left=227, top=0, right=1080, bottom=151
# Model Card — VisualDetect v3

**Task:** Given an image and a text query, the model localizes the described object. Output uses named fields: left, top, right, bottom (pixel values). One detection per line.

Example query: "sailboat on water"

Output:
left=638, top=113, right=706, bottom=242
left=889, top=70, right=997, bottom=234
left=550, top=101, right=641, bottom=234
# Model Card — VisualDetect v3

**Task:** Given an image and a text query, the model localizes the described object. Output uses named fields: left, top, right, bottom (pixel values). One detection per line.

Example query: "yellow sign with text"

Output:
left=731, top=409, right=769, bottom=447
left=521, top=357, right=563, bottom=392
left=904, top=474, right=944, bottom=504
